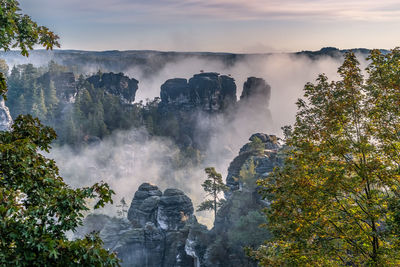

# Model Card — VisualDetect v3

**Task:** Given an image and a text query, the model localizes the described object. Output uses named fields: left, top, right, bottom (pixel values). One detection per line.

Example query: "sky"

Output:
left=19, top=0, right=400, bottom=53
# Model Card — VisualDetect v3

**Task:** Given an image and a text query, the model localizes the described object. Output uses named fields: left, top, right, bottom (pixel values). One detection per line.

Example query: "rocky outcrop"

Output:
left=160, top=72, right=236, bottom=112
left=191, top=133, right=282, bottom=267
left=157, top=189, right=194, bottom=231
left=189, top=73, right=236, bottom=111
left=127, top=183, right=162, bottom=227
left=0, top=97, right=12, bottom=131
left=158, top=74, right=272, bottom=152
left=240, top=77, right=271, bottom=105
left=86, top=72, right=139, bottom=104
left=160, top=78, right=190, bottom=108
left=36, top=71, right=138, bottom=104
left=76, top=134, right=281, bottom=267
left=236, top=77, right=272, bottom=132
left=226, top=133, right=280, bottom=193
left=78, top=183, right=199, bottom=267
left=158, top=72, right=237, bottom=150
left=101, top=218, right=167, bottom=267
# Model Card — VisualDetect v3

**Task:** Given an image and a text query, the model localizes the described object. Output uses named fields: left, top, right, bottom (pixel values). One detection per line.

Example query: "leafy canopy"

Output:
left=252, top=49, right=400, bottom=266
left=0, top=115, right=120, bottom=266
left=0, top=0, right=60, bottom=98
left=0, top=1, right=120, bottom=265
left=235, top=158, right=259, bottom=191
left=0, top=0, right=59, bottom=55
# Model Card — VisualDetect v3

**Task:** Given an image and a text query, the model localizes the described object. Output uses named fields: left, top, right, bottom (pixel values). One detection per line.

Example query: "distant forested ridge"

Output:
left=0, top=47, right=382, bottom=79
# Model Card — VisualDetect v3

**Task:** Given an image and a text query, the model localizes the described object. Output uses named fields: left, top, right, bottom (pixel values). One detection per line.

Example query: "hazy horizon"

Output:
left=18, top=0, right=400, bottom=53
left=3, top=46, right=384, bottom=55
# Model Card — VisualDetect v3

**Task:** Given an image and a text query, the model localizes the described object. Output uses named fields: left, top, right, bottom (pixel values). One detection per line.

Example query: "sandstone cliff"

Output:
left=76, top=134, right=282, bottom=267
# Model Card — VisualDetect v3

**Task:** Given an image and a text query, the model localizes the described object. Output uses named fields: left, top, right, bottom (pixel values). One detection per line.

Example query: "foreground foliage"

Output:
left=1, top=1, right=120, bottom=265
left=252, top=49, right=400, bottom=266
left=0, top=115, right=120, bottom=266
left=0, top=0, right=59, bottom=99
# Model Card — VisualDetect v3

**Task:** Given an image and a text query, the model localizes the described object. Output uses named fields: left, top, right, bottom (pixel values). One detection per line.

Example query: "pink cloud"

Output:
left=21, top=0, right=400, bottom=23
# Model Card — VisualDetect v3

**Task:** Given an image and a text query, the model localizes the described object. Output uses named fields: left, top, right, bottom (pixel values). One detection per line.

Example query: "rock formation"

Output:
left=188, top=72, right=236, bottom=111
left=236, top=77, right=273, bottom=133
left=188, top=133, right=282, bottom=266
left=127, top=183, right=162, bottom=227
left=158, top=73, right=272, bottom=151
left=86, top=72, right=139, bottom=104
left=240, top=77, right=271, bottom=104
left=157, top=188, right=194, bottom=231
left=160, top=78, right=191, bottom=109
left=76, top=133, right=282, bottom=267
left=158, top=72, right=237, bottom=150
left=0, top=97, right=12, bottom=131
left=36, top=71, right=138, bottom=105
left=79, top=183, right=201, bottom=267
left=226, top=133, right=280, bottom=193
left=160, top=72, right=236, bottom=112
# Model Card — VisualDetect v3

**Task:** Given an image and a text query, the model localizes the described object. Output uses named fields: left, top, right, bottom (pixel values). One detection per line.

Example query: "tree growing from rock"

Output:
left=117, top=197, right=129, bottom=218
left=249, top=136, right=265, bottom=156
left=252, top=50, right=400, bottom=266
left=236, top=158, right=259, bottom=191
left=197, top=167, right=229, bottom=219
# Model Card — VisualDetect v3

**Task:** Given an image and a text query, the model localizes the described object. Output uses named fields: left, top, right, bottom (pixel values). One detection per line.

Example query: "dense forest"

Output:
left=5, top=61, right=150, bottom=145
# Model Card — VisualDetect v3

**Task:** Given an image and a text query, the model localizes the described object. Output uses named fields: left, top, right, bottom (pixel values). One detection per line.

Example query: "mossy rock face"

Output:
left=197, top=133, right=281, bottom=267
left=226, top=133, right=282, bottom=194
left=215, top=190, right=262, bottom=234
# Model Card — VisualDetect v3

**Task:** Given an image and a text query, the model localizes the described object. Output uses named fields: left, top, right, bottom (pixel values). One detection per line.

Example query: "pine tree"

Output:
left=14, top=94, right=26, bottom=116
left=6, top=66, right=23, bottom=117
left=45, top=80, right=59, bottom=114
left=31, top=83, right=47, bottom=120
left=116, top=198, right=128, bottom=218
left=197, top=167, right=229, bottom=219
left=236, top=158, right=258, bottom=191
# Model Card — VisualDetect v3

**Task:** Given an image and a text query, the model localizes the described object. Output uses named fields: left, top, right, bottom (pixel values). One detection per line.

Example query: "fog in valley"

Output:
left=5, top=51, right=370, bottom=225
